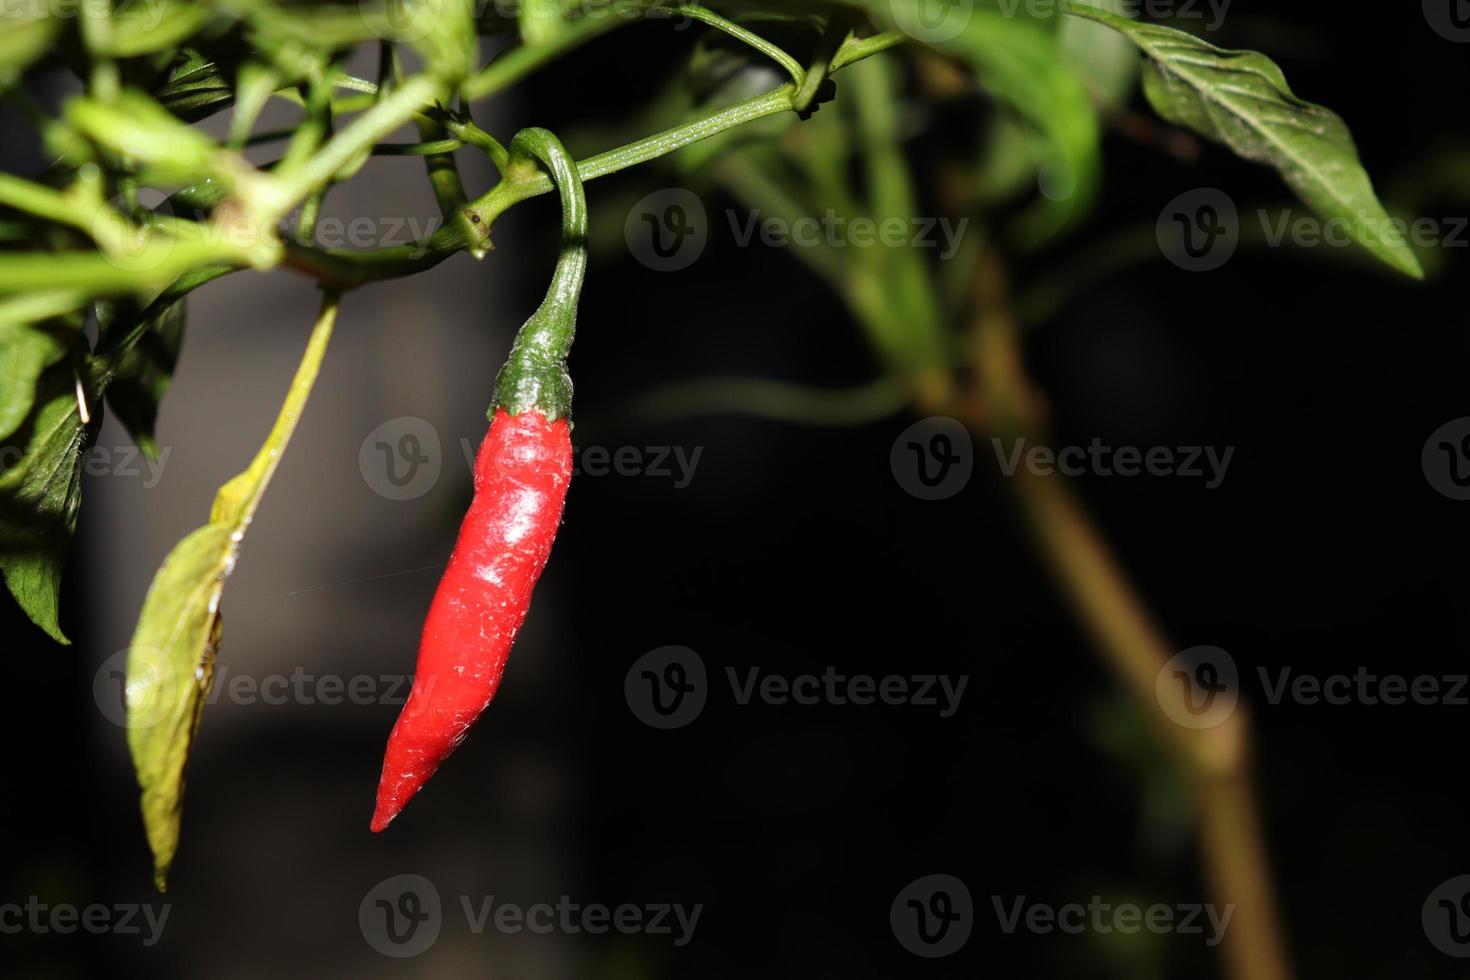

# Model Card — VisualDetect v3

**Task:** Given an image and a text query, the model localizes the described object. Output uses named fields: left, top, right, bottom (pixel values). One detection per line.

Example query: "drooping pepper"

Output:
left=371, top=128, right=587, bottom=832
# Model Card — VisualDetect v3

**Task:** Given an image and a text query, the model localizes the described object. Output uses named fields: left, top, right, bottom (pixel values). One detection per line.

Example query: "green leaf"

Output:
left=1058, top=0, right=1139, bottom=109
left=0, top=300, right=85, bottom=442
left=111, top=0, right=214, bottom=58
left=1063, top=3, right=1422, bottom=279
left=0, top=364, right=101, bottom=644
left=0, top=12, right=60, bottom=77
left=127, top=293, right=338, bottom=891
left=153, top=51, right=235, bottom=123
left=414, top=0, right=476, bottom=84
left=100, top=298, right=186, bottom=458
left=844, top=0, right=1103, bottom=246
left=519, top=0, right=563, bottom=47
left=66, top=89, right=219, bottom=184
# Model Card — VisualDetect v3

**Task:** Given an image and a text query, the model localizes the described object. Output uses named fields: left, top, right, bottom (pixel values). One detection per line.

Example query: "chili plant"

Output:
left=0, top=1, right=1425, bottom=977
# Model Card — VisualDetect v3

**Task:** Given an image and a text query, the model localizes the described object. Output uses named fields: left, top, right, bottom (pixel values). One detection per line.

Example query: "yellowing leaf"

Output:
left=127, top=292, right=338, bottom=890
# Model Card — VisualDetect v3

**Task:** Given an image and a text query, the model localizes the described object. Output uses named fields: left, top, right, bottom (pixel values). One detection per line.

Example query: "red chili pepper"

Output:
left=372, top=128, right=587, bottom=832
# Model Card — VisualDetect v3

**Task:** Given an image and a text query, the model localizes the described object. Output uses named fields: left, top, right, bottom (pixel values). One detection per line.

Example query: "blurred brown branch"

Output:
left=946, top=248, right=1293, bottom=980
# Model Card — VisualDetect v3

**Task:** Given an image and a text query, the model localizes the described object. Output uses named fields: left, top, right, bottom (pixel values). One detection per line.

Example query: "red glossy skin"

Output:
left=371, top=408, right=572, bottom=832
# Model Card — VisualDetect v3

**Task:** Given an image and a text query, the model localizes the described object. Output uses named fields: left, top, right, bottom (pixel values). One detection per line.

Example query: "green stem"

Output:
left=792, top=13, right=852, bottom=115
left=465, top=84, right=796, bottom=232
left=375, top=138, right=465, bottom=156
left=849, top=57, right=948, bottom=376
left=78, top=0, right=120, bottom=102
left=12, top=50, right=893, bottom=297
left=416, top=84, right=473, bottom=242
left=250, top=74, right=440, bottom=224
left=280, top=70, right=332, bottom=174
left=0, top=173, right=77, bottom=227
left=330, top=74, right=507, bottom=165
left=491, top=128, right=588, bottom=421
left=677, top=5, right=805, bottom=84
left=461, top=15, right=620, bottom=100
left=830, top=30, right=906, bottom=72
left=0, top=238, right=248, bottom=294
left=615, top=375, right=908, bottom=428
left=287, top=81, right=804, bottom=285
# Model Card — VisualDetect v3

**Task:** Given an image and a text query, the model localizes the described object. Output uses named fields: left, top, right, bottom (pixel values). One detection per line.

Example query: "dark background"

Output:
left=3, top=2, right=1470, bottom=976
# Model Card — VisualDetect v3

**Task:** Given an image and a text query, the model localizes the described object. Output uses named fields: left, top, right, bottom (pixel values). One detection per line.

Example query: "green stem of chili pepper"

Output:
left=489, top=128, right=588, bottom=423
